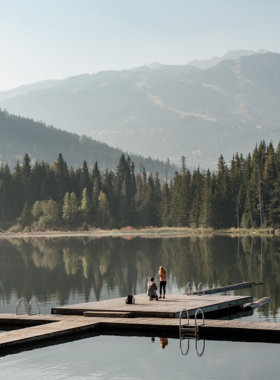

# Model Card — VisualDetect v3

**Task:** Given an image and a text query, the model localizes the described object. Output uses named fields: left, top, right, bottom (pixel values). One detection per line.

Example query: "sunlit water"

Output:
left=0, top=235, right=279, bottom=378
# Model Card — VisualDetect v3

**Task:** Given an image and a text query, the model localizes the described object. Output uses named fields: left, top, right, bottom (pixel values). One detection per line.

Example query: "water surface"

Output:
left=0, top=235, right=280, bottom=378
left=0, top=235, right=279, bottom=321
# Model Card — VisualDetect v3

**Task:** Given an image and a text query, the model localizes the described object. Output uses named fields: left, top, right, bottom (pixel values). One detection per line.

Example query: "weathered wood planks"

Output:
left=1, top=313, right=280, bottom=353
left=51, top=293, right=253, bottom=318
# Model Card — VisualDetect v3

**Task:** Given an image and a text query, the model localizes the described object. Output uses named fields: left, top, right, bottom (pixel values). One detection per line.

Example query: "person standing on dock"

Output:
left=147, top=277, right=159, bottom=301
left=158, top=266, right=167, bottom=299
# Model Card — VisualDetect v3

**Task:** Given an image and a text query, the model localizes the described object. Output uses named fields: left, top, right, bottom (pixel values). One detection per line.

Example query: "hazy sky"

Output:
left=0, top=0, right=279, bottom=91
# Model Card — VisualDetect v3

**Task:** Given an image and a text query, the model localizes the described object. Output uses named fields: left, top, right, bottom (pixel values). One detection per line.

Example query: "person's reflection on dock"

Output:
left=151, top=337, right=168, bottom=349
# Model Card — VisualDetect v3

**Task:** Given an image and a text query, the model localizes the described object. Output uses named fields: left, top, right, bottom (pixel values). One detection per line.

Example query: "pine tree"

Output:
left=80, top=188, right=92, bottom=221
left=98, top=191, right=110, bottom=228
left=20, top=201, right=33, bottom=227
left=62, top=192, right=78, bottom=223
left=199, top=170, right=215, bottom=228
left=55, top=153, right=69, bottom=203
left=81, top=160, right=92, bottom=197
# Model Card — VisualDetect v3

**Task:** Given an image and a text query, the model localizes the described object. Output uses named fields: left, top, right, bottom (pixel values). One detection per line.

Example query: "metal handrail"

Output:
left=179, top=308, right=190, bottom=339
left=28, top=298, right=41, bottom=315
left=186, top=282, right=193, bottom=295
left=197, top=282, right=205, bottom=296
left=195, top=339, right=205, bottom=357
left=16, top=297, right=29, bottom=315
left=195, top=308, right=205, bottom=330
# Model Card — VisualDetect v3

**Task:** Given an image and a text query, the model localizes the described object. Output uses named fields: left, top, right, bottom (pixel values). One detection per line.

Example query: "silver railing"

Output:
left=186, top=282, right=193, bottom=295
left=16, top=297, right=29, bottom=315
left=179, top=308, right=205, bottom=336
left=16, top=297, right=41, bottom=315
left=28, top=298, right=41, bottom=315
left=194, top=308, right=205, bottom=329
left=197, top=282, right=205, bottom=296
left=179, top=307, right=205, bottom=356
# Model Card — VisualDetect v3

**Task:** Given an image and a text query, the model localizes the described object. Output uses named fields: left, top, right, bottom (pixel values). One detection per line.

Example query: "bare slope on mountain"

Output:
left=1, top=53, right=280, bottom=168
left=0, top=109, right=176, bottom=178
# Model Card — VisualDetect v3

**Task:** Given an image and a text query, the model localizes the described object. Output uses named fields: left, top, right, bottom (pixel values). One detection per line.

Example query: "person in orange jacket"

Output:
left=158, top=266, right=167, bottom=299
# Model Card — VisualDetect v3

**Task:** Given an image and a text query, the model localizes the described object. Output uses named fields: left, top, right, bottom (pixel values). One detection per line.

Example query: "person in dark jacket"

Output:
left=147, top=277, right=158, bottom=301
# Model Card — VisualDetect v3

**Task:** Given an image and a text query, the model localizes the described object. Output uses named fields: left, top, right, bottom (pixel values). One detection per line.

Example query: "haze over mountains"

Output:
left=187, top=48, right=269, bottom=70
left=1, top=50, right=279, bottom=168
left=0, top=109, right=175, bottom=179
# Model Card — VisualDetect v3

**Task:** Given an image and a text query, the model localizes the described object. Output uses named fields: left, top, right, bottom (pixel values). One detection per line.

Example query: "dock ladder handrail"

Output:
left=186, top=282, right=193, bottom=295
left=197, top=282, right=205, bottom=296
left=179, top=307, right=205, bottom=357
left=16, top=297, right=29, bottom=315
left=194, top=308, right=205, bottom=329
left=28, top=298, right=41, bottom=315
left=179, top=307, right=205, bottom=336
left=179, top=308, right=190, bottom=339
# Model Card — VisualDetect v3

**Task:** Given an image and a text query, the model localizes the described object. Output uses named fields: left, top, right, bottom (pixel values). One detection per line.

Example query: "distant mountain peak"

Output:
left=187, top=49, right=271, bottom=70
left=130, top=62, right=164, bottom=72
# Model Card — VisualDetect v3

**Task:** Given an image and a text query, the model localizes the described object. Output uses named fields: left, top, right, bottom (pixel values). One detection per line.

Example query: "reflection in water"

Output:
left=180, top=336, right=206, bottom=357
left=0, top=235, right=280, bottom=320
left=0, top=335, right=279, bottom=380
left=151, top=337, right=169, bottom=349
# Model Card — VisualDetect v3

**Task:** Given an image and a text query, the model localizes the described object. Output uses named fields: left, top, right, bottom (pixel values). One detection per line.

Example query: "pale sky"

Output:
left=0, top=0, right=279, bottom=91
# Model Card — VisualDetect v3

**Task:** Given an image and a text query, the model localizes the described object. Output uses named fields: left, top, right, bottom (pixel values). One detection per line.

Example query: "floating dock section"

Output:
left=0, top=291, right=276, bottom=355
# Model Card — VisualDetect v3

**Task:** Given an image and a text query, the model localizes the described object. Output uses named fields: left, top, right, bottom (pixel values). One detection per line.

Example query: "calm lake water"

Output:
left=0, top=235, right=279, bottom=379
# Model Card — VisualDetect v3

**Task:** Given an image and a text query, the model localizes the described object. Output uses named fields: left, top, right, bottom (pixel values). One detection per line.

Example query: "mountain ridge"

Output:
left=1, top=52, right=279, bottom=168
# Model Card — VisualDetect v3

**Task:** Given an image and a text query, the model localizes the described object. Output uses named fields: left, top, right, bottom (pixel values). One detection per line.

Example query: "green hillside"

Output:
left=0, top=109, right=176, bottom=179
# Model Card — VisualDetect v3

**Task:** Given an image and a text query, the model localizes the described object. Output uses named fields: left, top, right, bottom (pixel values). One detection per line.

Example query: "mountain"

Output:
left=1, top=52, right=280, bottom=168
left=0, top=109, right=176, bottom=179
left=187, top=49, right=269, bottom=70
left=0, top=80, right=60, bottom=102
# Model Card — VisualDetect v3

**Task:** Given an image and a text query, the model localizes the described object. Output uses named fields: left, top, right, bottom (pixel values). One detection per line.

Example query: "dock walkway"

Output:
left=0, top=293, right=278, bottom=355
left=52, top=294, right=253, bottom=318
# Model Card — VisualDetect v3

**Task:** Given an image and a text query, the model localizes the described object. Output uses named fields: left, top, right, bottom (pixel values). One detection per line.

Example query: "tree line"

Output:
left=1, top=139, right=280, bottom=231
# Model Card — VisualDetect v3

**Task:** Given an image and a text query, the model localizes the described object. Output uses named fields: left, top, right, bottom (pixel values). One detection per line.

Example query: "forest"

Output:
left=0, top=139, right=280, bottom=232
left=0, top=108, right=175, bottom=179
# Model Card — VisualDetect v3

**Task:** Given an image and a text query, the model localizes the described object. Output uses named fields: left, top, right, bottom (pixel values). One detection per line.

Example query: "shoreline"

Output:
left=0, top=227, right=276, bottom=239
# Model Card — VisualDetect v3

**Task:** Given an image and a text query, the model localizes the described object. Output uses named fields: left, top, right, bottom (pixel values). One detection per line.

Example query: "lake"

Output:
left=0, top=235, right=279, bottom=379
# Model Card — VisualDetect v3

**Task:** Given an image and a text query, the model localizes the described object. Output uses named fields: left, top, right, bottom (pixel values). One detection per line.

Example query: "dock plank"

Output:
left=52, top=293, right=252, bottom=318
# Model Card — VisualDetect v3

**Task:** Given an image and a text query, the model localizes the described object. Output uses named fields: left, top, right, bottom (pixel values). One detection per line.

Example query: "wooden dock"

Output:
left=0, top=312, right=280, bottom=354
left=52, top=293, right=253, bottom=318
left=0, top=293, right=278, bottom=355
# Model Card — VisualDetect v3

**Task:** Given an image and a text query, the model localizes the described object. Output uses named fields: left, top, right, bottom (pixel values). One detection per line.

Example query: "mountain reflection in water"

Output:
left=0, top=236, right=279, bottom=320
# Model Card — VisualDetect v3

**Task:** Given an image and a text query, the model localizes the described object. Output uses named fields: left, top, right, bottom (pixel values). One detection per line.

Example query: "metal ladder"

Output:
left=186, top=282, right=205, bottom=296
left=179, top=307, right=205, bottom=356
left=16, top=297, right=41, bottom=315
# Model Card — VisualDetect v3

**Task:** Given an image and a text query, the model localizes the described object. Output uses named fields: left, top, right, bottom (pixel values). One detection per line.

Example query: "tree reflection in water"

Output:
left=0, top=235, right=279, bottom=319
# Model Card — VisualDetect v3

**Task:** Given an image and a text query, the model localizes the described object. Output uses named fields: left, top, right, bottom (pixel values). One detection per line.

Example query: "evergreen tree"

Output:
left=199, top=170, right=215, bottom=228
left=20, top=201, right=33, bottom=227
left=98, top=191, right=110, bottom=228
left=80, top=188, right=92, bottom=221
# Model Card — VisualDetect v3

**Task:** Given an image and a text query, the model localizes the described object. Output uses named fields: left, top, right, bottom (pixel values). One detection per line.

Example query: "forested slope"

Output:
left=0, top=109, right=175, bottom=178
